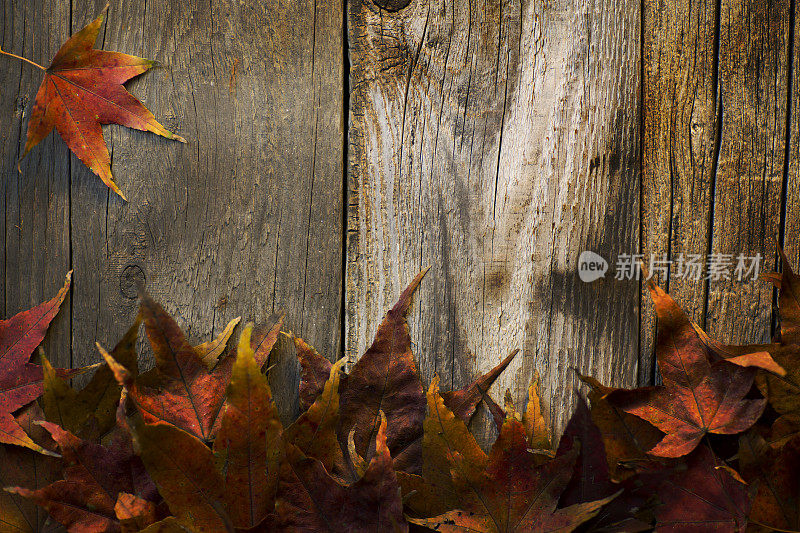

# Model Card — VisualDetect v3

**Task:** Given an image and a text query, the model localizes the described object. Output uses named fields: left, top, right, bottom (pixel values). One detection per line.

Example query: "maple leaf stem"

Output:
left=0, top=47, right=45, bottom=71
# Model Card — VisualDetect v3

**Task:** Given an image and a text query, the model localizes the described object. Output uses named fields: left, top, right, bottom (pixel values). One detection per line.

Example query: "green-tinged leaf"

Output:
left=131, top=420, right=231, bottom=532
left=284, top=357, right=346, bottom=473
left=213, top=323, right=282, bottom=529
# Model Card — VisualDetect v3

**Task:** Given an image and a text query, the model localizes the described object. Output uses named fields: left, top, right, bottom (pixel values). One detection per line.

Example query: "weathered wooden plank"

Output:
left=786, top=4, right=799, bottom=265
left=0, top=0, right=72, bottom=368
left=2, top=0, right=344, bottom=423
left=643, top=0, right=792, bottom=366
left=641, top=0, right=718, bottom=382
left=347, top=0, right=641, bottom=437
left=705, top=0, right=790, bottom=344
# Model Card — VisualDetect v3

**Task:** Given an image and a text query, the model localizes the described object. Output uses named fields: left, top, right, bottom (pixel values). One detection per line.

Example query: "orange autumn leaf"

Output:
left=1, top=8, right=185, bottom=200
left=115, top=493, right=158, bottom=533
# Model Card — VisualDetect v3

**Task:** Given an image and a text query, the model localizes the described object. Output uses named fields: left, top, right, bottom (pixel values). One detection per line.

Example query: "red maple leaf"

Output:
left=0, top=7, right=185, bottom=199
left=654, top=446, right=750, bottom=532
left=0, top=272, right=94, bottom=454
left=607, top=279, right=766, bottom=457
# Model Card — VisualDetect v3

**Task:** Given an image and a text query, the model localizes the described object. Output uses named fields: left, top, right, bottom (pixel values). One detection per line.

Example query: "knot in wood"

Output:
left=120, top=264, right=146, bottom=299
left=373, top=0, right=411, bottom=12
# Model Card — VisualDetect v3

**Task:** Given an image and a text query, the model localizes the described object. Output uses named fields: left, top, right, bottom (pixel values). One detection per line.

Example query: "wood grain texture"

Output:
left=346, top=0, right=641, bottom=436
left=0, top=0, right=344, bottom=423
left=643, top=0, right=793, bottom=377
left=641, top=0, right=718, bottom=383
left=0, top=0, right=72, bottom=369
left=786, top=2, right=799, bottom=265
left=706, top=0, right=790, bottom=344
left=1, top=0, right=798, bottom=443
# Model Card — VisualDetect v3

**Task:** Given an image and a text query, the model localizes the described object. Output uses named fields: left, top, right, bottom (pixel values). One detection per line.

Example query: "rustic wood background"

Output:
left=1, top=0, right=796, bottom=436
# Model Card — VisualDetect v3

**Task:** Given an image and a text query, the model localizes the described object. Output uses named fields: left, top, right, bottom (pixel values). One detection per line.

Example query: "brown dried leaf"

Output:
left=273, top=413, right=407, bottom=532
left=413, top=376, right=615, bottom=532
left=338, top=269, right=427, bottom=475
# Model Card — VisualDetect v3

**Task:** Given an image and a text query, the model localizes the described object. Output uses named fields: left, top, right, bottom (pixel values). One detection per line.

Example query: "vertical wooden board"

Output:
left=4, top=0, right=344, bottom=421
left=641, top=0, right=718, bottom=383
left=705, top=0, right=790, bottom=345
left=643, top=0, right=791, bottom=373
left=785, top=2, right=799, bottom=264
left=347, top=0, right=640, bottom=437
left=0, top=0, right=72, bottom=368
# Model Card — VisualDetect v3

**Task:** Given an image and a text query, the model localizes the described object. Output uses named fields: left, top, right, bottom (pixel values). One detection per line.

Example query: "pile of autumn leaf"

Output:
left=2, top=260, right=800, bottom=533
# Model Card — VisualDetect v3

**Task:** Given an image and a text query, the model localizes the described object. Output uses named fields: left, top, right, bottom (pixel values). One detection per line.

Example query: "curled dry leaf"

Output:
left=273, top=412, right=407, bottom=532
left=196, top=316, right=242, bottom=369
left=412, top=376, right=616, bottom=532
left=283, top=357, right=347, bottom=474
